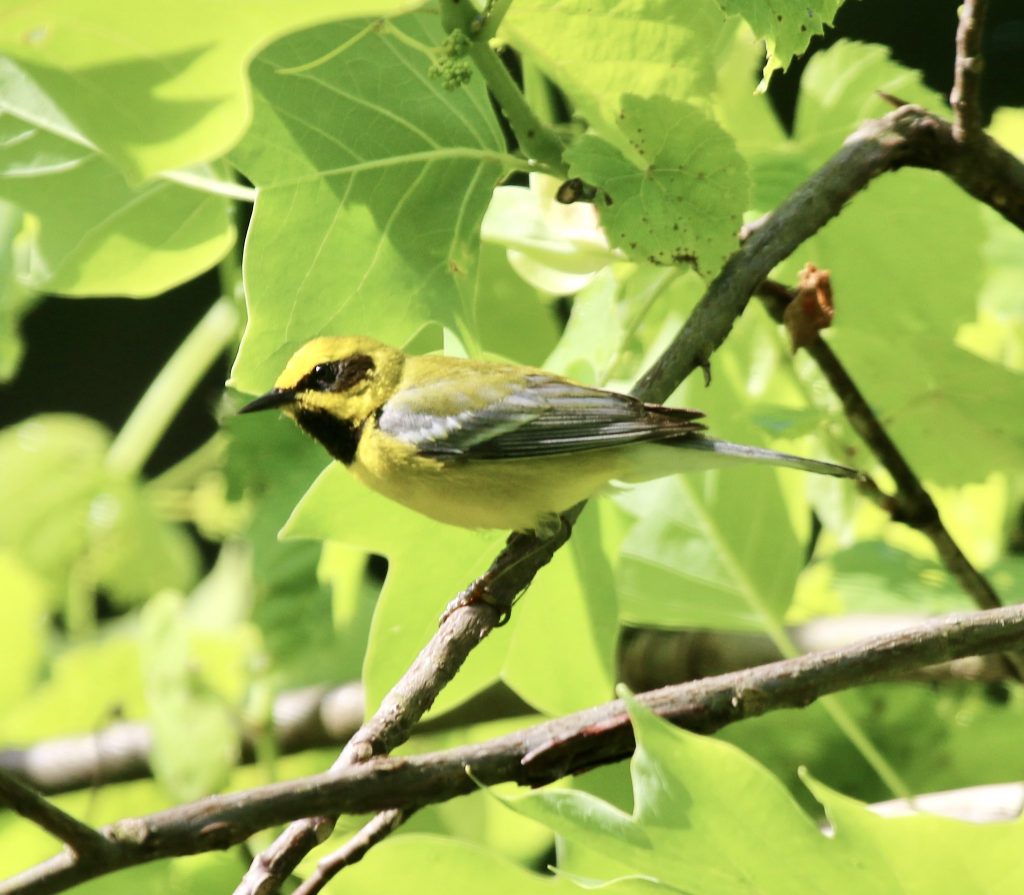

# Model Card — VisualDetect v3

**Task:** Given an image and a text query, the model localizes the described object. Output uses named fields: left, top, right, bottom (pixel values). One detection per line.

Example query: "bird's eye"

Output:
left=309, top=362, right=338, bottom=389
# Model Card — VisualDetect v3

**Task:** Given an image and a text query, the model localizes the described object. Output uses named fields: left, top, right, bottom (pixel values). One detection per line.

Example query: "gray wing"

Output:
left=376, top=371, right=705, bottom=460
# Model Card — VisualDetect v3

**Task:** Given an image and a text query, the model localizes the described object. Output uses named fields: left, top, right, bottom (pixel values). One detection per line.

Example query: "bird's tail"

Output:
left=681, top=436, right=858, bottom=478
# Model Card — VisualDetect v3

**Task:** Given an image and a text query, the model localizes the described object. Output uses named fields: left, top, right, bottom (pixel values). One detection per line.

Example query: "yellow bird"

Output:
left=240, top=336, right=856, bottom=534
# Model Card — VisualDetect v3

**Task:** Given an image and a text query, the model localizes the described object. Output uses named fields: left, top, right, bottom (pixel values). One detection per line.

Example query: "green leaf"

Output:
left=230, top=14, right=506, bottom=394
left=141, top=592, right=243, bottom=801
left=716, top=0, right=845, bottom=83
left=472, top=243, right=561, bottom=367
left=283, top=464, right=617, bottom=716
left=828, top=330, right=1024, bottom=484
left=0, top=200, right=39, bottom=380
left=744, top=41, right=945, bottom=213
left=794, top=41, right=944, bottom=165
left=566, top=96, right=748, bottom=277
left=805, top=773, right=1024, bottom=894
left=614, top=313, right=807, bottom=631
left=823, top=541, right=973, bottom=614
left=0, top=71, right=235, bottom=296
left=0, top=0, right=427, bottom=182
left=0, top=414, right=199, bottom=609
left=513, top=697, right=1024, bottom=893
left=615, top=470, right=801, bottom=631
left=335, top=834, right=581, bottom=895
left=510, top=697, right=859, bottom=892
left=0, top=635, right=146, bottom=740
left=503, top=0, right=729, bottom=145
left=223, top=411, right=340, bottom=688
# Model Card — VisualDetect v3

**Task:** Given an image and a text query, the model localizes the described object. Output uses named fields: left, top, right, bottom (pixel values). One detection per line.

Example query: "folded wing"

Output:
left=376, top=371, right=705, bottom=460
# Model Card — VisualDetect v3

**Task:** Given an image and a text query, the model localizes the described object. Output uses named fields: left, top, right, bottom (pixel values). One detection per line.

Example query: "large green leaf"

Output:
left=230, top=14, right=507, bottom=394
left=565, top=96, right=748, bottom=277
left=614, top=317, right=808, bottom=631
left=0, top=71, right=235, bottom=296
left=503, top=0, right=728, bottom=145
left=507, top=696, right=1024, bottom=893
left=0, top=0, right=426, bottom=181
left=282, top=464, right=618, bottom=716
left=827, top=330, right=1024, bottom=485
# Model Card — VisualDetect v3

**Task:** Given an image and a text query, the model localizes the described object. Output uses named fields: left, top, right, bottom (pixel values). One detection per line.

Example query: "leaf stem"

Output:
left=439, top=0, right=565, bottom=173
left=105, top=298, right=239, bottom=478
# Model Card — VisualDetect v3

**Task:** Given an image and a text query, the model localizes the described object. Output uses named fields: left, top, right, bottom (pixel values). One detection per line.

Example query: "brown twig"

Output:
left=950, top=0, right=989, bottom=142
left=5, top=603, right=1024, bottom=895
left=758, top=279, right=1024, bottom=679
left=0, top=770, right=108, bottom=860
left=757, top=281, right=1012, bottom=616
left=291, top=809, right=409, bottom=895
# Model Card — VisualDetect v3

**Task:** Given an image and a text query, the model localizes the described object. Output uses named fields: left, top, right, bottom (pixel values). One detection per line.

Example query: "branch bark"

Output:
left=757, top=280, right=1023, bottom=679
left=4, top=615, right=1008, bottom=797
left=5, top=603, right=1024, bottom=895
left=0, top=771, right=109, bottom=860
left=950, top=0, right=988, bottom=142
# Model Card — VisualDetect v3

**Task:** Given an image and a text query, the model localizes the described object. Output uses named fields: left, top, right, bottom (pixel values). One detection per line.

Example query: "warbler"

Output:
left=240, top=336, right=856, bottom=534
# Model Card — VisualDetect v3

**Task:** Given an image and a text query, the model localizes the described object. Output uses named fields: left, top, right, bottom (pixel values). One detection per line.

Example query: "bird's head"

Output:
left=239, top=336, right=404, bottom=462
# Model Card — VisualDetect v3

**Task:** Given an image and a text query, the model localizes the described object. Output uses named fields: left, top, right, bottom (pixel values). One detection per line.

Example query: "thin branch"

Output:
left=291, top=809, right=409, bottom=895
left=757, top=280, right=1023, bottom=680
left=5, top=604, right=1024, bottom=895
left=233, top=601, right=514, bottom=893
left=0, top=770, right=108, bottom=859
left=3, top=615, right=1005, bottom=798
left=950, top=0, right=989, bottom=142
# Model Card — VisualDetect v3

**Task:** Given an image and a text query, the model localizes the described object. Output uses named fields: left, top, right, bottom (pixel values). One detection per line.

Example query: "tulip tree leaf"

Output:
left=230, top=14, right=507, bottom=394
left=0, top=0, right=427, bottom=181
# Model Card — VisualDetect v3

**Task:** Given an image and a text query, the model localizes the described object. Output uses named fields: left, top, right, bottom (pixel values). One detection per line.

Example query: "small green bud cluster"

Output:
left=428, top=29, right=473, bottom=90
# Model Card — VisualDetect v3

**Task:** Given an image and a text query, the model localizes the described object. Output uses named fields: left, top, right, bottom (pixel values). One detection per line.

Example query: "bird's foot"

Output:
left=438, top=571, right=512, bottom=627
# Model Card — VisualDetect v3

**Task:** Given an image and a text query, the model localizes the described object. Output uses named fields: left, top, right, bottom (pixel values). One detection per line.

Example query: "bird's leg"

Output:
left=439, top=517, right=570, bottom=626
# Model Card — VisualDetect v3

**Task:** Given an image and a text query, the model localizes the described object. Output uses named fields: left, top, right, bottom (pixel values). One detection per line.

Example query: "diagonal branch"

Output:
left=6, top=603, right=1024, bottom=895
left=0, top=770, right=109, bottom=861
left=757, top=279, right=1024, bottom=680
left=950, top=0, right=989, bottom=142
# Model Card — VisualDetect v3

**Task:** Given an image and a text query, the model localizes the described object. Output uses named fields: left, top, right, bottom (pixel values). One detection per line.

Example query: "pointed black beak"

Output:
left=238, top=388, right=295, bottom=414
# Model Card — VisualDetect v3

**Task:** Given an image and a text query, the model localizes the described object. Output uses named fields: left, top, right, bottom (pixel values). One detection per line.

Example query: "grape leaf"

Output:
left=565, top=96, right=748, bottom=277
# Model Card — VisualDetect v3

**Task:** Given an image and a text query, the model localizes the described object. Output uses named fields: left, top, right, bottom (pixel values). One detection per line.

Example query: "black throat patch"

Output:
left=294, top=409, right=362, bottom=465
